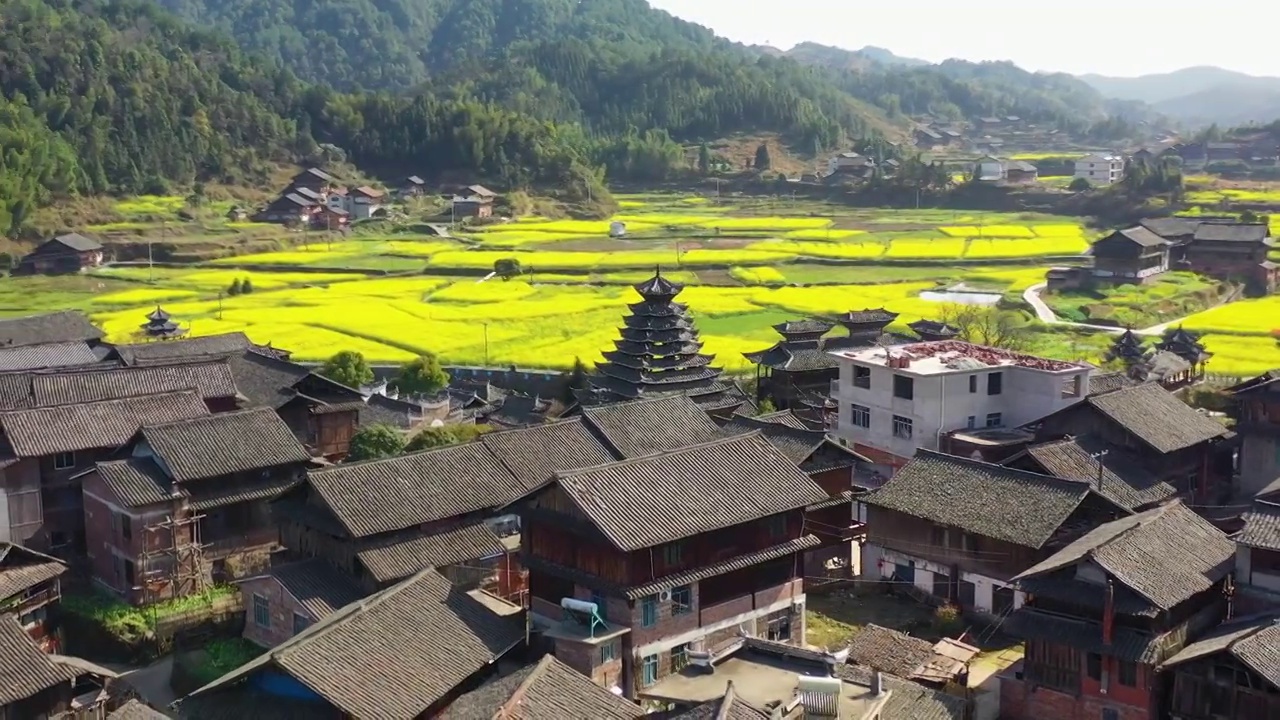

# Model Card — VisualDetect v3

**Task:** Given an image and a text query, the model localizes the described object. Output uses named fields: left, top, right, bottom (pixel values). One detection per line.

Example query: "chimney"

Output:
left=1102, top=579, right=1115, bottom=646
left=871, top=671, right=884, bottom=696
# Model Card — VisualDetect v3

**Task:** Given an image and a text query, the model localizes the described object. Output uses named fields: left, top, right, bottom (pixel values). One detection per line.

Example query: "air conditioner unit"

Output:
left=658, top=589, right=672, bottom=602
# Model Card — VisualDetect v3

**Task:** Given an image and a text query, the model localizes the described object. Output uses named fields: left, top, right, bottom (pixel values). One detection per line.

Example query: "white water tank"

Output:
left=609, top=221, right=626, bottom=238
left=561, top=598, right=599, bottom=615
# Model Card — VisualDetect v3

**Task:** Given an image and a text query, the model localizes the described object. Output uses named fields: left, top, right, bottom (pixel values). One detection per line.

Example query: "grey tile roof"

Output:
left=720, top=415, right=863, bottom=473
left=262, top=560, right=364, bottom=620
left=1161, top=613, right=1280, bottom=687
left=845, top=624, right=937, bottom=678
left=580, top=395, right=725, bottom=458
left=863, top=450, right=1093, bottom=549
left=0, top=614, right=80, bottom=704
left=96, top=458, right=174, bottom=507
left=755, top=410, right=811, bottom=430
left=553, top=433, right=827, bottom=551
left=0, top=311, right=103, bottom=348
left=1141, top=217, right=1202, bottom=238
left=0, top=341, right=101, bottom=372
left=0, top=543, right=66, bottom=601
left=624, top=535, right=820, bottom=600
left=1193, top=223, right=1270, bottom=243
left=439, top=654, right=641, bottom=719
left=1109, top=226, right=1169, bottom=248
left=0, top=373, right=34, bottom=410
left=355, top=521, right=507, bottom=584
left=185, top=474, right=302, bottom=511
left=109, top=699, right=171, bottom=719
left=114, top=333, right=252, bottom=366
left=1238, top=500, right=1280, bottom=551
left=140, top=408, right=309, bottom=482
left=649, top=681, right=770, bottom=720
left=1014, top=501, right=1233, bottom=611
left=1088, top=371, right=1141, bottom=396
left=837, top=665, right=967, bottom=720
left=48, top=232, right=103, bottom=252
left=1004, top=608, right=1165, bottom=663
left=0, top=390, right=209, bottom=457
left=1021, top=437, right=1177, bottom=511
left=306, top=443, right=524, bottom=538
left=225, top=351, right=310, bottom=409
left=183, top=568, right=525, bottom=720
left=482, top=418, right=617, bottom=487
left=31, top=362, right=237, bottom=406
left=1086, top=383, right=1229, bottom=453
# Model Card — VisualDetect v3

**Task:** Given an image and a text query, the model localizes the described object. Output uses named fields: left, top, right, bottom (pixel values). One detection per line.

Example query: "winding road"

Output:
left=1022, top=283, right=1188, bottom=337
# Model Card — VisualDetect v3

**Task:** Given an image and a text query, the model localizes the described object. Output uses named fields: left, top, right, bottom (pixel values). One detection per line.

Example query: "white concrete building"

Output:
left=1236, top=500, right=1280, bottom=607
left=1074, top=153, right=1125, bottom=186
left=827, top=152, right=874, bottom=175
left=830, top=340, right=1092, bottom=472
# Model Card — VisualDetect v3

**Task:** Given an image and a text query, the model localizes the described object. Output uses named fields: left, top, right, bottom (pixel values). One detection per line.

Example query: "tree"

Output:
left=227, top=278, right=242, bottom=296
left=320, top=350, right=374, bottom=388
left=938, top=305, right=1031, bottom=351
left=186, top=181, right=206, bottom=208
left=240, top=277, right=254, bottom=294
left=697, top=143, right=711, bottom=174
left=1068, top=177, right=1092, bottom=192
left=394, top=353, right=450, bottom=397
left=757, top=397, right=777, bottom=415
left=494, top=258, right=523, bottom=280
left=347, top=424, right=405, bottom=461
left=754, top=143, right=772, bottom=171
left=404, top=423, right=493, bottom=452
left=563, top=356, right=588, bottom=403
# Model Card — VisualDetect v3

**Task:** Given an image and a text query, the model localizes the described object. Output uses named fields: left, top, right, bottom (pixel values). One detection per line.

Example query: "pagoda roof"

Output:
left=622, top=314, right=696, bottom=332
left=601, top=351, right=714, bottom=370
left=743, top=344, right=838, bottom=372
left=633, top=269, right=683, bottom=300
left=147, top=306, right=171, bottom=322
left=773, top=319, right=835, bottom=337
left=908, top=319, right=959, bottom=337
left=141, top=320, right=182, bottom=333
left=596, top=363, right=723, bottom=387
left=617, top=327, right=700, bottom=344
left=612, top=339, right=705, bottom=357
left=1114, top=329, right=1144, bottom=346
left=626, top=301, right=690, bottom=317
left=837, top=308, right=899, bottom=326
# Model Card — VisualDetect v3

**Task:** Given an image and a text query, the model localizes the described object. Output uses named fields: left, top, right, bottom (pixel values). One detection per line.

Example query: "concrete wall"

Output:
left=862, top=543, right=1025, bottom=616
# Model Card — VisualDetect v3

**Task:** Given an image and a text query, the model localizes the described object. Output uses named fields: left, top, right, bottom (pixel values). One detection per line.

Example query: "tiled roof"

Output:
left=1004, top=608, right=1165, bottom=663
left=0, top=614, right=80, bottom=704
left=580, top=395, right=725, bottom=457
left=1014, top=502, right=1233, bottom=611
left=1193, top=223, right=1270, bottom=243
left=553, top=433, right=827, bottom=551
left=481, top=394, right=551, bottom=427
left=1021, top=436, right=1177, bottom=511
left=439, top=654, right=641, bottom=719
left=1239, top=500, right=1280, bottom=551
left=96, top=458, right=175, bottom=507
left=306, top=443, right=524, bottom=538
left=754, top=409, right=812, bottom=429
left=0, top=390, right=208, bottom=457
left=0, top=543, right=66, bottom=601
left=114, top=333, right=252, bottom=366
left=650, top=681, right=770, bottom=720
left=185, top=474, right=302, bottom=511
left=862, top=450, right=1092, bottom=548
left=183, top=568, right=525, bottom=719
left=1141, top=217, right=1201, bottom=238
left=625, top=535, right=820, bottom=599
left=1086, top=383, right=1229, bottom=453
left=225, top=351, right=312, bottom=409
left=0, top=373, right=34, bottom=410
left=1106, top=227, right=1169, bottom=248
left=262, top=560, right=364, bottom=620
left=836, top=665, right=967, bottom=720
left=0, top=311, right=103, bottom=348
left=355, top=521, right=507, bottom=584
left=845, top=624, right=937, bottom=678
left=140, top=408, right=309, bottom=482
left=0, top=341, right=101, bottom=372
left=48, top=232, right=103, bottom=252
left=1161, top=613, right=1280, bottom=687
left=109, top=699, right=170, bottom=719
left=482, top=419, right=617, bottom=487
left=720, top=414, right=863, bottom=473
left=31, top=362, right=237, bottom=406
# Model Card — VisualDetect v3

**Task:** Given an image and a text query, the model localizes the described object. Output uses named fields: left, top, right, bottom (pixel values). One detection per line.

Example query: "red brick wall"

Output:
left=628, top=583, right=700, bottom=648
left=240, top=576, right=314, bottom=648
left=554, top=636, right=624, bottom=689
left=755, top=578, right=802, bottom=608
left=1001, top=666, right=1154, bottom=720
left=82, top=471, right=180, bottom=604
left=698, top=594, right=753, bottom=628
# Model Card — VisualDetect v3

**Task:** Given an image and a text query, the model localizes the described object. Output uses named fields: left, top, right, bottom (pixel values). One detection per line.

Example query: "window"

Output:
left=966, top=415, right=976, bottom=429
left=1086, top=653, right=1102, bottom=681
left=1102, top=710, right=1119, bottom=720
left=851, top=404, right=870, bottom=429
left=987, top=372, right=1003, bottom=395
left=672, top=643, right=690, bottom=671
left=641, top=595, right=657, bottom=627
left=853, top=366, right=871, bottom=389
left=123, top=559, right=135, bottom=588
left=1117, top=660, right=1138, bottom=687
left=292, top=612, right=311, bottom=635
left=671, top=585, right=692, bottom=616
left=642, top=654, right=659, bottom=686
left=662, top=541, right=683, bottom=567
left=53, top=451, right=75, bottom=470
left=601, top=642, right=616, bottom=663
left=985, top=412, right=1002, bottom=428
left=892, top=415, right=913, bottom=439
left=120, top=515, right=132, bottom=541
left=893, top=374, right=914, bottom=400
left=253, top=594, right=270, bottom=628
left=968, top=375, right=978, bottom=393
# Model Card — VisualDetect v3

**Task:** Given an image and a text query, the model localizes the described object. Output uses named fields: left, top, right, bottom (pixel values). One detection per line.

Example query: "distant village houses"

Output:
left=17, top=233, right=104, bottom=275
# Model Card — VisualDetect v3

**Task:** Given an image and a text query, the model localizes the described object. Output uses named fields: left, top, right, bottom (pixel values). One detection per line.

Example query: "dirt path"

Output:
left=1023, top=283, right=1191, bottom=336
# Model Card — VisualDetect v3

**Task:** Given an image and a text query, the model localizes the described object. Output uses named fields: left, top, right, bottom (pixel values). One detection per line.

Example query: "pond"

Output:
left=919, top=290, right=1002, bottom=306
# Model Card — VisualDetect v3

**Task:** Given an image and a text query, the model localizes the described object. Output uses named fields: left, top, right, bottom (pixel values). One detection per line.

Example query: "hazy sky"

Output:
left=646, top=0, right=1276, bottom=77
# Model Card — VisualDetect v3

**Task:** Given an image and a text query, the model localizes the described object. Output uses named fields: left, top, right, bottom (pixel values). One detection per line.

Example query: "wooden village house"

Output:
left=82, top=408, right=311, bottom=604
left=1086, top=227, right=1171, bottom=286
left=0, top=616, right=115, bottom=719
left=0, top=542, right=67, bottom=652
left=1234, top=501, right=1280, bottom=613
left=235, top=558, right=363, bottom=649
left=1158, top=612, right=1280, bottom=720
left=518, top=433, right=828, bottom=698
left=1000, top=503, right=1235, bottom=720
left=0, top=310, right=106, bottom=373
left=17, top=234, right=104, bottom=275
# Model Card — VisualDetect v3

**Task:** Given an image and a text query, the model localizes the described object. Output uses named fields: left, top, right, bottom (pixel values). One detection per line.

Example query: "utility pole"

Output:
left=1090, top=449, right=1109, bottom=495
left=482, top=322, right=490, bottom=367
